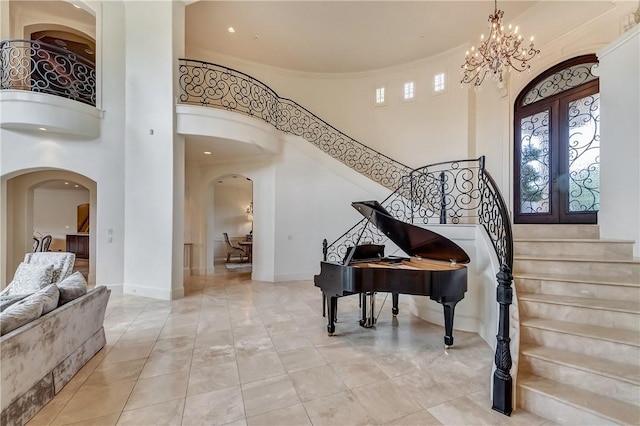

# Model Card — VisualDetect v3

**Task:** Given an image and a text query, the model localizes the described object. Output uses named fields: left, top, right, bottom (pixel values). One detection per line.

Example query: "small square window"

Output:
left=434, top=72, right=446, bottom=94
left=374, top=86, right=386, bottom=106
left=403, top=81, right=415, bottom=101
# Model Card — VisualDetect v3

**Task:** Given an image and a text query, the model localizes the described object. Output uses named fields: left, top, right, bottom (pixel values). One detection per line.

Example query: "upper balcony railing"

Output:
left=0, top=39, right=96, bottom=106
left=178, top=59, right=412, bottom=191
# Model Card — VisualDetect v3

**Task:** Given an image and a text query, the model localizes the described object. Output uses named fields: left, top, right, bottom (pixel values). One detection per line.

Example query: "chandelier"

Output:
left=461, top=0, right=540, bottom=88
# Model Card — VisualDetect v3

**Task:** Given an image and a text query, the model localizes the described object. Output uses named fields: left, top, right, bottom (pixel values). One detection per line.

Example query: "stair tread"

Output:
left=522, top=345, right=640, bottom=385
left=514, top=254, right=640, bottom=264
left=518, top=374, right=640, bottom=425
left=519, top=293, right=640, bottom=313
left=514, top=272, right=640, bottom=286
left=514, top=238, right=635, bottom=243
left=522, top=318, right=640, bottom=347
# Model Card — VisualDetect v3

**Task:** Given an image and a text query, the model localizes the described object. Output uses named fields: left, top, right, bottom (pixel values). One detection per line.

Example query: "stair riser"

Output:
left=520, top=357, right=640, bottom=406
left=514, top=259, right=640, bottom=280
left=520, top=301, right=640, bottom=332
left=520, top=327, right=640, bottom=365
left=515, top=278, right=640, bottom=303
left=514, top=241, right=634, bottom=259
left=517, top=386, right=617, bottom=425
left=512, top=225, right=600, bottom=240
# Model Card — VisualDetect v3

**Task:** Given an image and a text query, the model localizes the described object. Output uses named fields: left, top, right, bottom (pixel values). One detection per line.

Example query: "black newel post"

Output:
left=322, top=239, right=328, bottom=262
left=492, top=263, right=514, bottom=416
left=322, top=239, right=328, bottom=318
left=439, top=171, right=447, bottom=224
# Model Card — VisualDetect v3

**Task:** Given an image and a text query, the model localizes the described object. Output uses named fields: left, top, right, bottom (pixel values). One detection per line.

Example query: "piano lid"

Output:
left=352, top=200, right=470, bottom=264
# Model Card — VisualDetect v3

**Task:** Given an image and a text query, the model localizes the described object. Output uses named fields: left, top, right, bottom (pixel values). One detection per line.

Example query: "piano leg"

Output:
left=392, top=292, right=399, bottom=316
left=327, top=296, right=337, bottom=335
left=442, top=300, right=459, bottom=349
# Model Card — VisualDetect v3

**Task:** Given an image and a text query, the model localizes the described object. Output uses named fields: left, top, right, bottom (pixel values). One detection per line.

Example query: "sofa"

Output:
left=0, top=254, right=111, bottom=426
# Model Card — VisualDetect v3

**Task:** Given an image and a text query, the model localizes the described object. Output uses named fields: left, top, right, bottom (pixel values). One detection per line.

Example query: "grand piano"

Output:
left=314, top=200, right=470, bottom=348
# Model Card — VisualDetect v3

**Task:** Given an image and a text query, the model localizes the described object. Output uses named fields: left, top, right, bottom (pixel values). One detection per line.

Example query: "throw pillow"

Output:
left=4, top=263, right=54, bottom=296
left=57, top=272, right=88, bottom=305
left=0, top=294, right=29, bottom=312
left=28, top=284, right=60, bottom=315
left=0, top=295, right=45, bottom=336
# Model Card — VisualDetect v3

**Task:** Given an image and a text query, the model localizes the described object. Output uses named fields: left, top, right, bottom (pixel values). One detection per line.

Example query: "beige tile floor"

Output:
left=27, top=269, right=552, bottom=426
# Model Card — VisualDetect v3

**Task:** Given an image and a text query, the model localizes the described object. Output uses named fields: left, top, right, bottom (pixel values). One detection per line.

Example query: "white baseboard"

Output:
left=105, top=284, right=123, bottom=294
left=123, top=284, right=173, bottom=300
left=172, top=287, right=184, bottom=299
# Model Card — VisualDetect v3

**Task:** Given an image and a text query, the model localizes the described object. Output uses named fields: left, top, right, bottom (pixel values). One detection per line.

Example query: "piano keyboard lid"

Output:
left=352, top=200, right=471, bottom=264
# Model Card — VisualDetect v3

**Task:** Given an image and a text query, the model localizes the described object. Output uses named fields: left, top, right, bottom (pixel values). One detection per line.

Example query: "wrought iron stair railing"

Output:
left=177, top=59, right=514, bottom=415
left=178, top=59, right=412, bottom=191
left=0, top=39, right=96, bottom=106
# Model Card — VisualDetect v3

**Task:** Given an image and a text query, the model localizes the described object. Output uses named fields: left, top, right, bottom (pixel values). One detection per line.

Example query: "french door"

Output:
left=514, top=56, right=600, bottom=224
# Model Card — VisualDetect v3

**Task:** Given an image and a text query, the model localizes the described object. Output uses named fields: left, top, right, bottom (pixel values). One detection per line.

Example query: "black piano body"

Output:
left=314, top=200, right=470, bottom=348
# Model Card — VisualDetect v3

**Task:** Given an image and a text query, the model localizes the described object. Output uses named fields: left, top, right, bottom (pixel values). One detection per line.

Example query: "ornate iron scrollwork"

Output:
left=0, top=39, right=96, bottom=106
left=178, top=59, right=411, bottom=191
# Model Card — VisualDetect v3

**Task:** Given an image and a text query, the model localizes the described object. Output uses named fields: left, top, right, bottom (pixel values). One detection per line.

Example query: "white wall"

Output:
left=598, top=26, right=640, bottom=256
left=33, top=187, right=90, bottom=252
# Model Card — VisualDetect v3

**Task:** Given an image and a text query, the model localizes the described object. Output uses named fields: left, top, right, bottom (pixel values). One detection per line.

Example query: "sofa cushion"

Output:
left=57, top=272, right=87, bottom=305
left=0, top=296, right=45, bottom=336
left=0, top=295, right=30, bottom=312
left=31, top=285, right=60, bottom=315
left=2, top=263, right=54, bottom=297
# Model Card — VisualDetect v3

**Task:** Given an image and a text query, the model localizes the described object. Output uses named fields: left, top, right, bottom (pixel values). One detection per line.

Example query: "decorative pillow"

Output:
left=0, top=295, right=45, bottom=336
left=27, top=284, right=60, bottom=315
left=0, top=294, right=30, bottom=312
left=57, top=272, right=87, bottom=305
left=4, top=263, right=54, bottom=296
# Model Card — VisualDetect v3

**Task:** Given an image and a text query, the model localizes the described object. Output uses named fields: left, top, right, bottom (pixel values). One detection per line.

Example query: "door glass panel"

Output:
left=519, top=110, right=550, bottom=214
left=568, top=93, right=600, bottom=212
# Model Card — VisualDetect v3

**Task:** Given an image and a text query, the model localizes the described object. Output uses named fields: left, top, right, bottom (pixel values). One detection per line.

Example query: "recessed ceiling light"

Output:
left=64, top=182, right=69, bottom=185
left=39, top=127, right=46, bottom=131
left=204, top=151, right=212, bottom=155
left=228, top=27, right=235, bottom=33
left=74, top=185, right=79, bottom=188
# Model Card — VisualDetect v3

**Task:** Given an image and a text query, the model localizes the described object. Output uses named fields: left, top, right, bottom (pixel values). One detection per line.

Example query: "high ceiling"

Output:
left=185, top=1, right=537, bottom=74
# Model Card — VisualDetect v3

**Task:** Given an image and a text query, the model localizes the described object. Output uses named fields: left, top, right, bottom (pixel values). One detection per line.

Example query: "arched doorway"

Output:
left=2, top=170, right=97, bottom=286
left=208, top=174, right=253, bottom=272
left=514, top=54, right=600, bottom=224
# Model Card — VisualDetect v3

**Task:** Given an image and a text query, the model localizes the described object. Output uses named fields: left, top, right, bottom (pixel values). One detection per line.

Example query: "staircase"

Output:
left=513, top=224, right=640, bottom=425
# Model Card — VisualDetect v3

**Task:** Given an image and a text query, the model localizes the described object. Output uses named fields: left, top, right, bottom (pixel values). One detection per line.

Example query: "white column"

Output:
left=123, top=1, right=185, bottom=299
left=598, top=25, right=640, bottom=256
left=0, top=1, right=10, bottom=40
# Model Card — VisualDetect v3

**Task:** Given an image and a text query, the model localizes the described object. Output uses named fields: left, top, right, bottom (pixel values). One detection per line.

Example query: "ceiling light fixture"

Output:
left=39, top=127, right=47, bottom=131
left=204, top=151, right=212, bottom=155
left=461, top=0, right=539, bottom=88
left=227, top=27, right=235, bottom=33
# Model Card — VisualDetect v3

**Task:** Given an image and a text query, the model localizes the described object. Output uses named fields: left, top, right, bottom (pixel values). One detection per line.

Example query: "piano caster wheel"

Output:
left=392, top=308, right=399, bottom=316
left=444, top=344, right=451, bottom=349
left=328, top=332, right=334, bottom=336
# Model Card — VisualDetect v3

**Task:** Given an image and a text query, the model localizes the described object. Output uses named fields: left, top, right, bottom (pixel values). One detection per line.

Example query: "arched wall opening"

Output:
left=206, top=173, right=253, bottom=274
left=1, top=169, right=97, bottom=287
